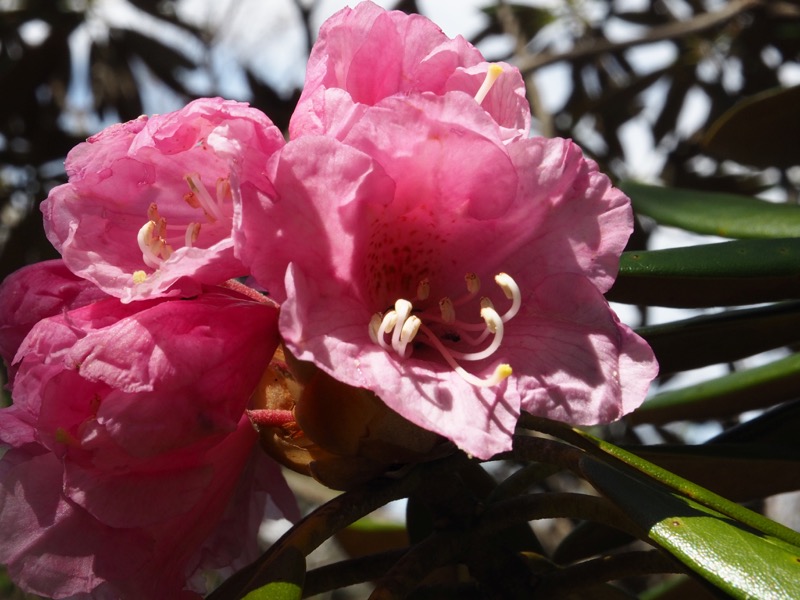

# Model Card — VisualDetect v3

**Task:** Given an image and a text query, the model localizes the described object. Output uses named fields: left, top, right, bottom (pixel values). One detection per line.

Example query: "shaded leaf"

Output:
left=637, top=302, right=800, bottom=374
left=631, top=351, right=800, bottom=422
left=630, top=444, right=800, bottom=503
left=232, top=547, right=305, bottom=600
left=608, top=240, right=800, bottom=307
left=622, top=182, right=800, bottom=238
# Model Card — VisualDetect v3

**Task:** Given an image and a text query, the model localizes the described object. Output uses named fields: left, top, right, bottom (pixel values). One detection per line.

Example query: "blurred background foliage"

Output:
left=2, top=1, right=800, bottom=598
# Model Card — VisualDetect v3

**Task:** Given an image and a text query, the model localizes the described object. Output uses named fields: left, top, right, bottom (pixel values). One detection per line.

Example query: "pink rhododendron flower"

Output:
left=289, top=1, right=530, bottom=142
left=42, top=97, right=284, bottom=303
left=0, top=260, right=107, bottom=384
left=237, top=42, right=657, bottom=459
left=0, top=287, right=298, bottom=599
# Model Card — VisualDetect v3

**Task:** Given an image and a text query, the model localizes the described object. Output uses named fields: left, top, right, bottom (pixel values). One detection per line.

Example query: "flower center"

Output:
left=368, top=272, right=520, bottom=388
left=133, top=173, right=231, bottom=282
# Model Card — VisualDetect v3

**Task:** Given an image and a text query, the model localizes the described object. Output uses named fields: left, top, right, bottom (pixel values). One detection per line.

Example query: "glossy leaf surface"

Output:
left=608, top=240, right=800, bottom=307
left=582, top=456, right=800, bottom=599
left=632, top=351, right=800, bottom=422
left=622, top=182, right=800, bottom=238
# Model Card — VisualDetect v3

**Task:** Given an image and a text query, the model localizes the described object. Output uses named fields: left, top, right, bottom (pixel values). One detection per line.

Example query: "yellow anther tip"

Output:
left=496, top=364, right=512, bottom=379
left=132, top=270, right=147, bottom=284
left=488, top=64, right=504, bottom=76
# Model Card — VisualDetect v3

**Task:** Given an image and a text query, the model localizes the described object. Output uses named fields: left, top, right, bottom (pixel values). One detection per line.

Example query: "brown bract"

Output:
left=249, top=345, right=446, bottom=490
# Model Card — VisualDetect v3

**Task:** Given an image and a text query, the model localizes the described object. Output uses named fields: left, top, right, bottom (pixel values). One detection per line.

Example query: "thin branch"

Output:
left=302, top=548, right=408, bottom=598
left=514, top=0, right=764, bottom=74
left=535, top=549, right=684, bottom=596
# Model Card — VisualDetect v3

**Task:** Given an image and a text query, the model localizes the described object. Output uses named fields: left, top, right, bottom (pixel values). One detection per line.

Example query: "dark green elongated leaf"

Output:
left=573, top=432, right=800, bottom=549
left=581, top=456, right=800, bottom=599
left=710, top=398, right=800, bottom=445
left=629, top=444, right=800, bottom=502
left=636, top=302, right=800, bottom=374
left=553, top=520, right=636, bottom=564
left=702, top=85, right=800, bottom=169
left=622, top=182, right=800, bottom=238
left=631, top=351, right=800, bottom=422
left=607, top=240, right=800, bottom=307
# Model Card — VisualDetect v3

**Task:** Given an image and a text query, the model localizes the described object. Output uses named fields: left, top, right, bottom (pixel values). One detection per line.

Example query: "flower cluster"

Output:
left=0, top=2, right=657, bottom=598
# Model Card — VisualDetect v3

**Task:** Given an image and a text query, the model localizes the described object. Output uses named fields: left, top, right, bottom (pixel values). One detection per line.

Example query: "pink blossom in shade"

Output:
left=236, top=92, right=658, bottom=460
left=41, top=97, right=285, bottom=303
left=0, top=288, right=299, bottom=599
left=0, top=260, right=109, bottom=384
left=289, top=1, right=530, bottom=142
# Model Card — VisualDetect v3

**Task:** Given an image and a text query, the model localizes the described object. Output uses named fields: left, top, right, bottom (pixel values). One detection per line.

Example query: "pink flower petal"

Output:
left=42, top=98, right=284, bottom=302
left=0, top=260, right=108, bottom=383
left=0, top=288, right=297, bottom=598
left=290, top=1, right=529, bottom=141
left=237, top=89, right=656, bottom=459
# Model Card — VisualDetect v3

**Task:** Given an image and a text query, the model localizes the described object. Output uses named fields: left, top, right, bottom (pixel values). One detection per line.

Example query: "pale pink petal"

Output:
left=290, top=1, right=529, bottom=140
left=280, top=265, right=519, bottom=458
left=238, top=88, right=656, bottom=459
left=504, top=274, right=658, bottom=424
left=42, top=98, right=284, bottom=302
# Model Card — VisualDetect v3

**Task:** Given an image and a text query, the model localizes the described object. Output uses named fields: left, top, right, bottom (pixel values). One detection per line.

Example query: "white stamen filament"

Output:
left=185, top=173, right=225, bottom=223
left=137, top=220, right=174, bottom=268
left=368, top=272, right=520, bottom=388
left=417, top=323, right=512, bottom=388
left=391, top=299, right=414, bottom=358
left=377, top=311, right=399, bottom=352
left=495, top=272, right=521, bottom=321
left=137, top=221, right=161, bottom=269
left=184, top=222, right=201, bottom=248
left=474, top=64, right=504, bottom=105
left=369, top=313, right=384, bottom=344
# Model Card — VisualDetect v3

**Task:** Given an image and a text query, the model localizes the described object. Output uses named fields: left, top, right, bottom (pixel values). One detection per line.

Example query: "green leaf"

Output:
left=581, top=456, right=800, bottom=599
left=622, top=181, right=800, bottom=238
left=608, top=240, right=800, bottom=306
left=636, top=302, right=800, bottom=374
left=573, top=432, right=800, bottom=549
left=631, top=351, right=800, bottom=422
left=242, top=581, right=303, bottom=600
left=630, top=444, right=800, bottom=503
left=239, top=547, right=305, bottom=600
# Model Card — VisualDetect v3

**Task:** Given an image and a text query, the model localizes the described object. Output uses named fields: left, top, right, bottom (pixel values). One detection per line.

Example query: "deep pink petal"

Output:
left=236, top=134, right=396, bottom=303
left=0, top=260, right=108, bottom=382
left=0, top=288, right=297, bottom=598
